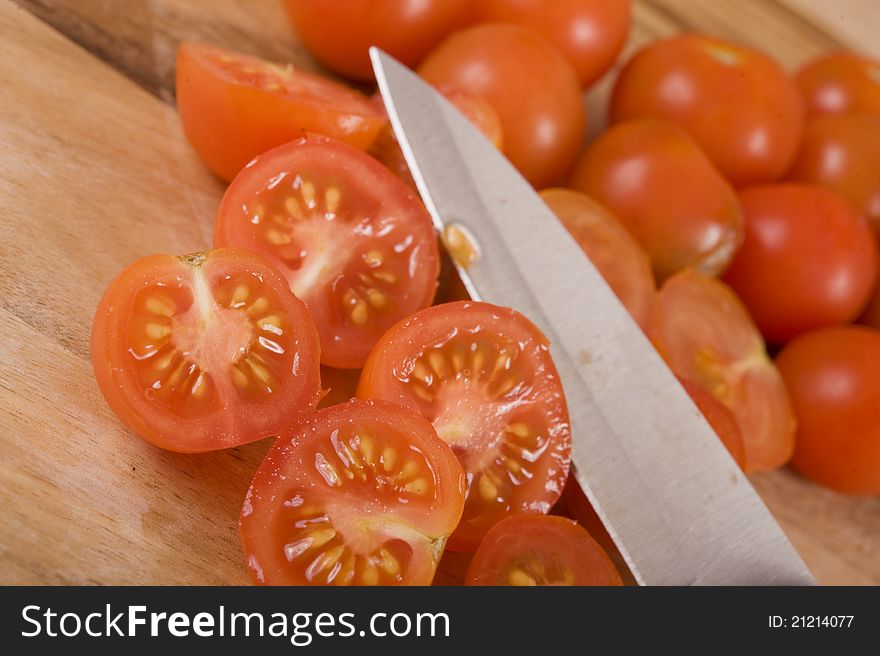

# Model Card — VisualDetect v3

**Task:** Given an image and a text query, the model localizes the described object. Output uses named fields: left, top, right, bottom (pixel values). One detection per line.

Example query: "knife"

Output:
left=371, top=48, right=814, bottom=586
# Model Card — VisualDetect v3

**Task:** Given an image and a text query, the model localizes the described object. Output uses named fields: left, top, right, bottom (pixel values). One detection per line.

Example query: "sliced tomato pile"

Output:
left=215, top=134, right=440, bottom=369
left=358, top=301, right=572, bottom=551
left=240, top=399, right=465, bottom=585
left=91, top=248, right=321, bottom=452
left=176, top=42, right=386, bottom=181
left=464, top=515, right=622, bottom=586
left=650, top=269, right=796, bottom=472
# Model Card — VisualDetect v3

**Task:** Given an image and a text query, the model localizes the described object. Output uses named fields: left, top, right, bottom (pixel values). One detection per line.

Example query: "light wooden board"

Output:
left=1, top=0, right=878, bottom=585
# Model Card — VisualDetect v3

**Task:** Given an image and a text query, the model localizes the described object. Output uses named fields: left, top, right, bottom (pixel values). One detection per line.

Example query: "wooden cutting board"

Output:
left=1, top=0, right=878, bottom=585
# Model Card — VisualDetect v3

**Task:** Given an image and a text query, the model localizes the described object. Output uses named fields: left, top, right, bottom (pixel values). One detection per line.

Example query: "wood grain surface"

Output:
left=1, top=0, right=878, bottom=585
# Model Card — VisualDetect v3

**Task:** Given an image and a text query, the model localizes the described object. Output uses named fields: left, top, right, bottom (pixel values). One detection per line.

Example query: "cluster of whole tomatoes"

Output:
left=91, top=0, right=880, bottom=586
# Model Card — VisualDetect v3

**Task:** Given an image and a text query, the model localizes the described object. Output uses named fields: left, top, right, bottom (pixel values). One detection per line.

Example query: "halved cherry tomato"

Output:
left=370, top=84, right=504, bottom=190
left=176, top=42, right=385, bottom=181
left=358, top=301, right=572, bottom=552
left=419, top=23, right=585, bottom=187
left=240, top=399, right=466, bottom=585
left=474, top=0, right=631, bottom=87
left=795, top=51, right=880, bottom=118
left=787, top=114, right=880, bottom=234
left=464, top=515, right=621, bottom=586
left=91, top=248, right=321, bottom=452
left=317, top=365, right=361, bottom=409
left=650, top=269, right=796, bottom=473
left=775, top=326, right=880, bottom=495
left=678, top=378, right=746, bottom=469
left=283, top=0, right=474, bottom=82
left=569, top=119, right=743, bottom=281
left=610, top=35, right=804, bottom=186
left=540, top=188, right=655, bottom=329
left=214, top=134, right=440, bottom=369
left=723, top=184, right=877, bottom=343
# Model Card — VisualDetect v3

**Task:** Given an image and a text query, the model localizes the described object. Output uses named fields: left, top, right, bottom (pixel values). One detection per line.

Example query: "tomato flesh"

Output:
left=464, top=515, right=622, bottom=586
left=91, top=248, right=321, bottom=452
left=358, top=301, right=572, bottom=552
left=650, top=269, right=796, bottom=472
left=678, top=378, right=746, bottom=469
left=240, top=399, right=466, bottom=585
left=176, top=42, right=385, bottom=181
left=215, top=134, right=440, bottom=369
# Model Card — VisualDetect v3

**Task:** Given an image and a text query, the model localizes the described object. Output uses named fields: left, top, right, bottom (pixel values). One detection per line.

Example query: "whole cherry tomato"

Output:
left=787, top=114, right=880, bottom=234
left=474, top=0, right=631, bottom=87
left=775, top=326, right=880, bottom=495
left=610, top=34, right=804, bottom=186
left=282, top=0, right=473, bottom=81
left=796, top=51, right=880, bottom=117
left=419, top=23, right=585, bottom=187
left=723, top=184, right=877, bottom=344
left=570, top=119, right=743, bottom=281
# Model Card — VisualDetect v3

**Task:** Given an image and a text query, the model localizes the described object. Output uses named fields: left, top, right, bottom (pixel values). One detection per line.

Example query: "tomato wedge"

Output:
left=650, top=269, right=796, bottom=472
left=215, top=134, right=440, bottom=369
left=358, top=301, right=572, bottom=552
left=240, top=399, right=466, bottom=585
left=678, top=378, right=746, bottom=469
left=91, top=248, right=321, bottom=452
left=176, top=42, right=386, bottom=181
left=540, top=188, right=655, bottom=330
left=464, top=515, right=622, bottom=586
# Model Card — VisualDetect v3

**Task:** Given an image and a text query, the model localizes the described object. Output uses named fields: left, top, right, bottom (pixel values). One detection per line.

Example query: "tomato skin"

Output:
left=175, top=42, right=385, bottom=182
left=796, top=51, right=880, bottom=118
left=358, top=301, right=572, bottom=552
left=570, top=119, right=743, bottom=281
left=474, top=0, right=631, bottom=87
left=419, top=23, right=586, bottom=188
left=678, top=378, right=746, bottom=469
left=610, top=35, right=804, bottom=186
left=540, top=188, right=655, bottom=329
left=723, top=184, right=877, bottom=344
left=464, top=515, right=622, bottom=586
left=91, top=248, right=322, bottom=453
left=650, top=269, right=796, bottom=472
left=283, top=0, right=473, bottom=81
left=775, top=326, right=880, bottom=495
left=240, top=399, right=466, bottom=585
left=214, top=134, right=440, bottom=369
left=787, top=114, right=880, bottom=234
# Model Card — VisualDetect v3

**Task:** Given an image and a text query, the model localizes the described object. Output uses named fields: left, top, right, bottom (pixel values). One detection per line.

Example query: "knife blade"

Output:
left=371, top=48, right=814, bottom=586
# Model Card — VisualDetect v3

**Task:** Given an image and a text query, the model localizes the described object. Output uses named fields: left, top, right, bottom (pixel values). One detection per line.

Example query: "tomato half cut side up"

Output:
left=650, top=269, right=796, bottom=472
left=358, top=301, right=572, bottom=552
left=240, top=399, right=466, bottom=585
left=464, top=515, right=622, bottom=586
left=176, top=42, right=386, bottom=181
left=215, top=134, right=440, bottom=369
left=91, top=248, right=322, bottom=452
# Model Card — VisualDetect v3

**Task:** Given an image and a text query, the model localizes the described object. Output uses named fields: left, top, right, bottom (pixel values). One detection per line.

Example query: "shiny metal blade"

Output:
left=372, top=48, right=814, bottom=585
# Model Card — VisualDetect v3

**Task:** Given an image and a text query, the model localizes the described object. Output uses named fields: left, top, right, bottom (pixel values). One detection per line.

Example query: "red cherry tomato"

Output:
left=419, top=23, right=586, bottom=187
left=787, top=114, right=880, bottom=234
left=678, top=378, right=746, bottom=469
left=91, top=248, right=321, bottom=452
left=358, top=301, right=572, bottom=552
left=240, top=399, right=466, bottom=585
left=464, top=515, right=622, bottom=586
left=775, top=326, right=880, bottom=495
left=540, top=188, right=655, bottom=329
left=175, top=42, right=385, bottom=181
left=610, top=35, right=804, bottom=186
left=795, top=51, right=880, bottom=117
left=474, top=0, right=631, bottom=87
left=723, top=184, right=877, bottom=343
left=214, top=134, right=440, bottom=369
left=650, top=269, right=796, bottom=473
left=570, top=119, right=743, bottom=281
left=282, top=0, right=473, bottom=82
